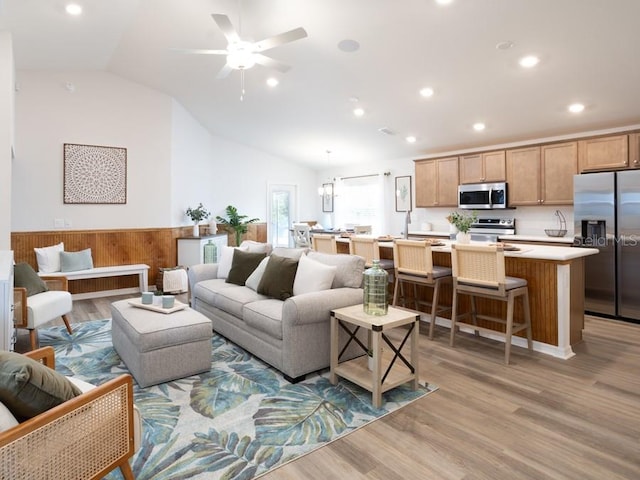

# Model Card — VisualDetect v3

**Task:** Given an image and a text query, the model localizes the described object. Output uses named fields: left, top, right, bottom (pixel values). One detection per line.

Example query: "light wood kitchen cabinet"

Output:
left=506, top=142, right=577, bottom=206
left=459, top=150, right=506, bottom=184
left=578, top=134, right=628, bottom=172
left=629, top=133, right=640, bottom=169
left=415, top=156, right=459, bottom=207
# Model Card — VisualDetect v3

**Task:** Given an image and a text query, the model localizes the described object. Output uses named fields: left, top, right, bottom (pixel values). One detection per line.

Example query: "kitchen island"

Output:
left=336, top=237, right=598, bottom=359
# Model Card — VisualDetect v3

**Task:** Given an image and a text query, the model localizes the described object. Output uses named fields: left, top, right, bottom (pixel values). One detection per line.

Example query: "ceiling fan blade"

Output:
left=211, top=14, right=240, bottom=44
left=253, top=54, right=291, bottom=73
left=216, top=63, right=234, bottom=79
left=254, top=27, right=308, bottom=52
left=171, top=48, right=228, bottom=55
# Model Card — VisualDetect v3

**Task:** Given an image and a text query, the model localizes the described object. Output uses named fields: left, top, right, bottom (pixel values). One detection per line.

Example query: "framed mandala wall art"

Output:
left=63, top=143, right=127, bottom=204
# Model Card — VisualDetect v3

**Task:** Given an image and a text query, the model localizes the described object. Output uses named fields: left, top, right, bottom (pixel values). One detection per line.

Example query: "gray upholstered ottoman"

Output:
left=111, top=299, right=212, bottom=388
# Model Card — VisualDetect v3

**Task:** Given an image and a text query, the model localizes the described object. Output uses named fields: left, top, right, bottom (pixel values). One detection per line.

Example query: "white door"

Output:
left=268, top=184, right=298, bottom=247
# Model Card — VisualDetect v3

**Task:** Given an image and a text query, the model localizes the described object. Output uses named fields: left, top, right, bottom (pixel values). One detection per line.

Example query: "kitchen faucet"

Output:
left=404, top=210, right=411, bottom=239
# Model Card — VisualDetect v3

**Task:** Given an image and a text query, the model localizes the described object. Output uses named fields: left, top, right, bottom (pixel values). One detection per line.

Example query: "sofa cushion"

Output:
left=306, top=251, right=365, bottom=288
left=217, top=246, right=249, bottom=279
left=293, top=254, right=337, bottom=296
left=14, top=262, right=49, bottom=297
left=193, top=278, right=238, bottom=306
left=215, top=286, right=268, bottom=318
left=34, top=242, right=64, bottom=273
left=60, top=248, right=94, bottom=272
left=0, top=351, right=82, bottom=421
left=245, top=256, right=270, bottom=292
left=226, top=250, right=267, bottom=286
left=243, top=299, right=284, bottom=340
left=258, top=254, right=299, bottom=301
left=271, top=247, right=307, bottom=260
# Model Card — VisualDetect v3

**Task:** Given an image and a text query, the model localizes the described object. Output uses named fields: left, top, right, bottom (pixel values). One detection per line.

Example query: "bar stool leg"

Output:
left=523, top=289, right=533, bottom=351
left=429, top=280, right=440, bottom=340
left=504, top=292, right=515, bottom=365
left=470, top=295, right=479, bottom=336
left=449, top=289, right=458, bottom=347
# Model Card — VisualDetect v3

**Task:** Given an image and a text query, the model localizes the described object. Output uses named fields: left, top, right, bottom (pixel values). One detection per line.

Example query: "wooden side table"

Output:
left=330, top=304, right=420, bottom=408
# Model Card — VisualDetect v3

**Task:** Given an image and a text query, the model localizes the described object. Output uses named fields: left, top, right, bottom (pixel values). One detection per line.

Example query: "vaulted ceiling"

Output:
left=2, top=0, right=640, bottom=168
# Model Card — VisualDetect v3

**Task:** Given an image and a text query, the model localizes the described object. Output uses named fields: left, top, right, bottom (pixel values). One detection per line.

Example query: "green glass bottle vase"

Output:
left=203, top=240, right=217, bottom=264
left=363, top=260, right=388, bottom=316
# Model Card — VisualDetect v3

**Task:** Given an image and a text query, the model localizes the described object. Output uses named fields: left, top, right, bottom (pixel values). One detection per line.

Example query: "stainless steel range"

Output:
left=468, top=218, right=516, bottom=242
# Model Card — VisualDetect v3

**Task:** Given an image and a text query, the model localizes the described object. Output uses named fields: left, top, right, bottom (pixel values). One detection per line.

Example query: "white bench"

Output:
left=40, top=264, right=150, bottom=300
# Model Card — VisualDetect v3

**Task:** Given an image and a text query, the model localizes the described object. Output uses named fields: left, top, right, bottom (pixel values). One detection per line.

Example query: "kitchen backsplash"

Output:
left=412, top=205, right=574, bottom=237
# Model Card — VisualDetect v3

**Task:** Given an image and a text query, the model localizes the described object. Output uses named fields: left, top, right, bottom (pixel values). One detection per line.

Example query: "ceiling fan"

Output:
left=175, top=14, right=308, bottom=80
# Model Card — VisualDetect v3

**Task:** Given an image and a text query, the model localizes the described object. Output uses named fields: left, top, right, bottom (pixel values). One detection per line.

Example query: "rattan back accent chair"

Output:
left=449, top=243, right=532, bottom=364
left=392, top=239, right=452, bottom=339
left=0, top=347, right=139, bottom=480
left=311, top=233, right=338, bottom=254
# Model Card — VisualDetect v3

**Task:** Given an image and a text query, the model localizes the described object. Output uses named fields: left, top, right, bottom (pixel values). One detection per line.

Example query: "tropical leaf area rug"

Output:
left=39, top=319, right=437, bottom=480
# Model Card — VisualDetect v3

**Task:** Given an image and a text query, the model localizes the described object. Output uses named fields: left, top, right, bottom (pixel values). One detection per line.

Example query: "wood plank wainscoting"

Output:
left=11, top=223, right=268, bottom=297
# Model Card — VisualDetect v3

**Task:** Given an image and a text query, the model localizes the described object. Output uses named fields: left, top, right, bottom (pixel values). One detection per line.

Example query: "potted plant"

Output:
left=447, top=211, right=477, bottom=243
left=216, top=205, right=260, bottom=246
left=186, top=203, right=211, bottom=237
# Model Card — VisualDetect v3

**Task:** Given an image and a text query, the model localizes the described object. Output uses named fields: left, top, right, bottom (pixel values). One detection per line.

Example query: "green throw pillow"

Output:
left=60, top=248, right=94, bottom=272
left=14, top=262, right=48, bottom=297
left=0, top=351, right=82, bottom=421
left=257, top=254, right=299, bottom=301
left=226, top=250, right=267, bottom=286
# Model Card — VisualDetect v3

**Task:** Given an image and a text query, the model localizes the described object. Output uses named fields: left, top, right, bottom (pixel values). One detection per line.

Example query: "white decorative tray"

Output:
left=128, top=298, right=188, bottom=314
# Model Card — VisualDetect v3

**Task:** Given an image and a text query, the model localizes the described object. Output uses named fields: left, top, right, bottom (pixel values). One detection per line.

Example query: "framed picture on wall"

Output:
left=322, top=183, right=334, bottom=212
left=63, top=143, right=127, bottom=204
left=395, top=176, right=412, bottom=212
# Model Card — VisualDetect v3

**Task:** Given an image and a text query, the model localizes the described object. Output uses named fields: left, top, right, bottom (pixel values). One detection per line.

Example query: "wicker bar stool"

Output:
left=449, top=243, right=533, bottom=364
left=312, top=233, right=338, bottom=254
left=349, top=235, right=394, bottom=286
left=392, top=239, right=452, bottom=339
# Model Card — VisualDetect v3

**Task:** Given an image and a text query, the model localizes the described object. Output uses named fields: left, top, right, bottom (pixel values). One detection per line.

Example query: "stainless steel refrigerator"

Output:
left=574, top=170, right=640, bottom=322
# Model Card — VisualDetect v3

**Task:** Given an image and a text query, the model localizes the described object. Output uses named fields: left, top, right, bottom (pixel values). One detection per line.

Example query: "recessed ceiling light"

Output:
left=568, top=103, right=585, bottom=113
left=419, top=87, right=434, bottom=98
left=519, top=55, right=540, bottom=68
left=473, top=123, right=486, bottom=131
left=435, top=0, right=454, bottom=5
left=406, top=136, right=417, bottom=143
left=65, top=3, right=82, bottom=15
left=266, top=78, right=279, bottom=87
left=353, top=107, right=365, bottom=117
left=337, top=39, right=360, bottom=53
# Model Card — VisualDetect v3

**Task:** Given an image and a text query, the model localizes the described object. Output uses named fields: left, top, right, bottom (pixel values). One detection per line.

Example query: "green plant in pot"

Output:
left=216, top=205, right=260, bottom=246
left=447, top=210, right=478, bottom=233
left=186, top=203, right=211, bottom=236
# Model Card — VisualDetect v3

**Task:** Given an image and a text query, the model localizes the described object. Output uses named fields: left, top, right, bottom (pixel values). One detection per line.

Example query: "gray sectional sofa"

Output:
left=188, top=246, right=367, bottom=382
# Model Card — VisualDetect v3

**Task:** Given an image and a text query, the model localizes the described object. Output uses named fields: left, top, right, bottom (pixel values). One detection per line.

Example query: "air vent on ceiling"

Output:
left=378, top=127, right=396, bottom=136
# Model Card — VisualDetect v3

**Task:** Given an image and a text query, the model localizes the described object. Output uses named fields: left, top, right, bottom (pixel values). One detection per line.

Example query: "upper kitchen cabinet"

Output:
left=459, top=150, right=506, bottom=184
left=506, top=146, right=541, bottom=206
left=578, top=134, right=628, bottom=172
left=629, top=133, right=640, bottom=169
left=506, top=142, right=577, bottom=206
left=415, top=156, right=459, bottom=207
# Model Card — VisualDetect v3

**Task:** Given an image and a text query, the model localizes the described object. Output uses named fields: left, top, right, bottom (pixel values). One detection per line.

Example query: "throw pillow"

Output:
left=0, top=401, right=18, bottom=432
left=60, top=248, right=94, bottom=272
left=240, top=240, right=273, bottom=256
left=245, top=256, right=270, bottom=292
left=217, top=246, right=249, bottom=280
left=14, top=262, right=49, bottom=297
left=293, top=254, right=337, bottom=296
left=34, top=242, right=64, bottom=273
left=271, top=247, right=307, bottom=260
left=0, top=351, right=82, bottom=421
left=257, top=254, right=299, bottom=301
left=226, top=250, right=267, bottom=286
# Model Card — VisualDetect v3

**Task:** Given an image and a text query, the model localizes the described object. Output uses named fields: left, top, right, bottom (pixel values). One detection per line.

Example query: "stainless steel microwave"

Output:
left=458, top=182, right=508, bottom=209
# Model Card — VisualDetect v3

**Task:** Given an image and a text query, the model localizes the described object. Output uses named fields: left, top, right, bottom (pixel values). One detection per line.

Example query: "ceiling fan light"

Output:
left=227, top=51, right=256, bottom=70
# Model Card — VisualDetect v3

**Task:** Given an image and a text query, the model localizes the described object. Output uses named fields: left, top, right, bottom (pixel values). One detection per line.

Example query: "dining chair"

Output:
left=353, top=225, right=372, bottom=235
left=449, top=243, right=532, bottom=364
left=311, top=233, right=337, bottom=254
left=392, top=239, right=452, bottom=339
left=292, top=223, right=311, bottom=248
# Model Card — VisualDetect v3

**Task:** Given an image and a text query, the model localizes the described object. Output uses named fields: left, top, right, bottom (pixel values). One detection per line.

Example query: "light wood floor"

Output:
left=19, top=296, right=640, bottom=480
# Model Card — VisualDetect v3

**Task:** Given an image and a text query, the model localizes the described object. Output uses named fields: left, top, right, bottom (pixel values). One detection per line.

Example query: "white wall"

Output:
left=0, top=33, right=14, bottom=248
left=11, top=71, right=318, bottom=233
left=170, top=100, right=317, bottom=227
